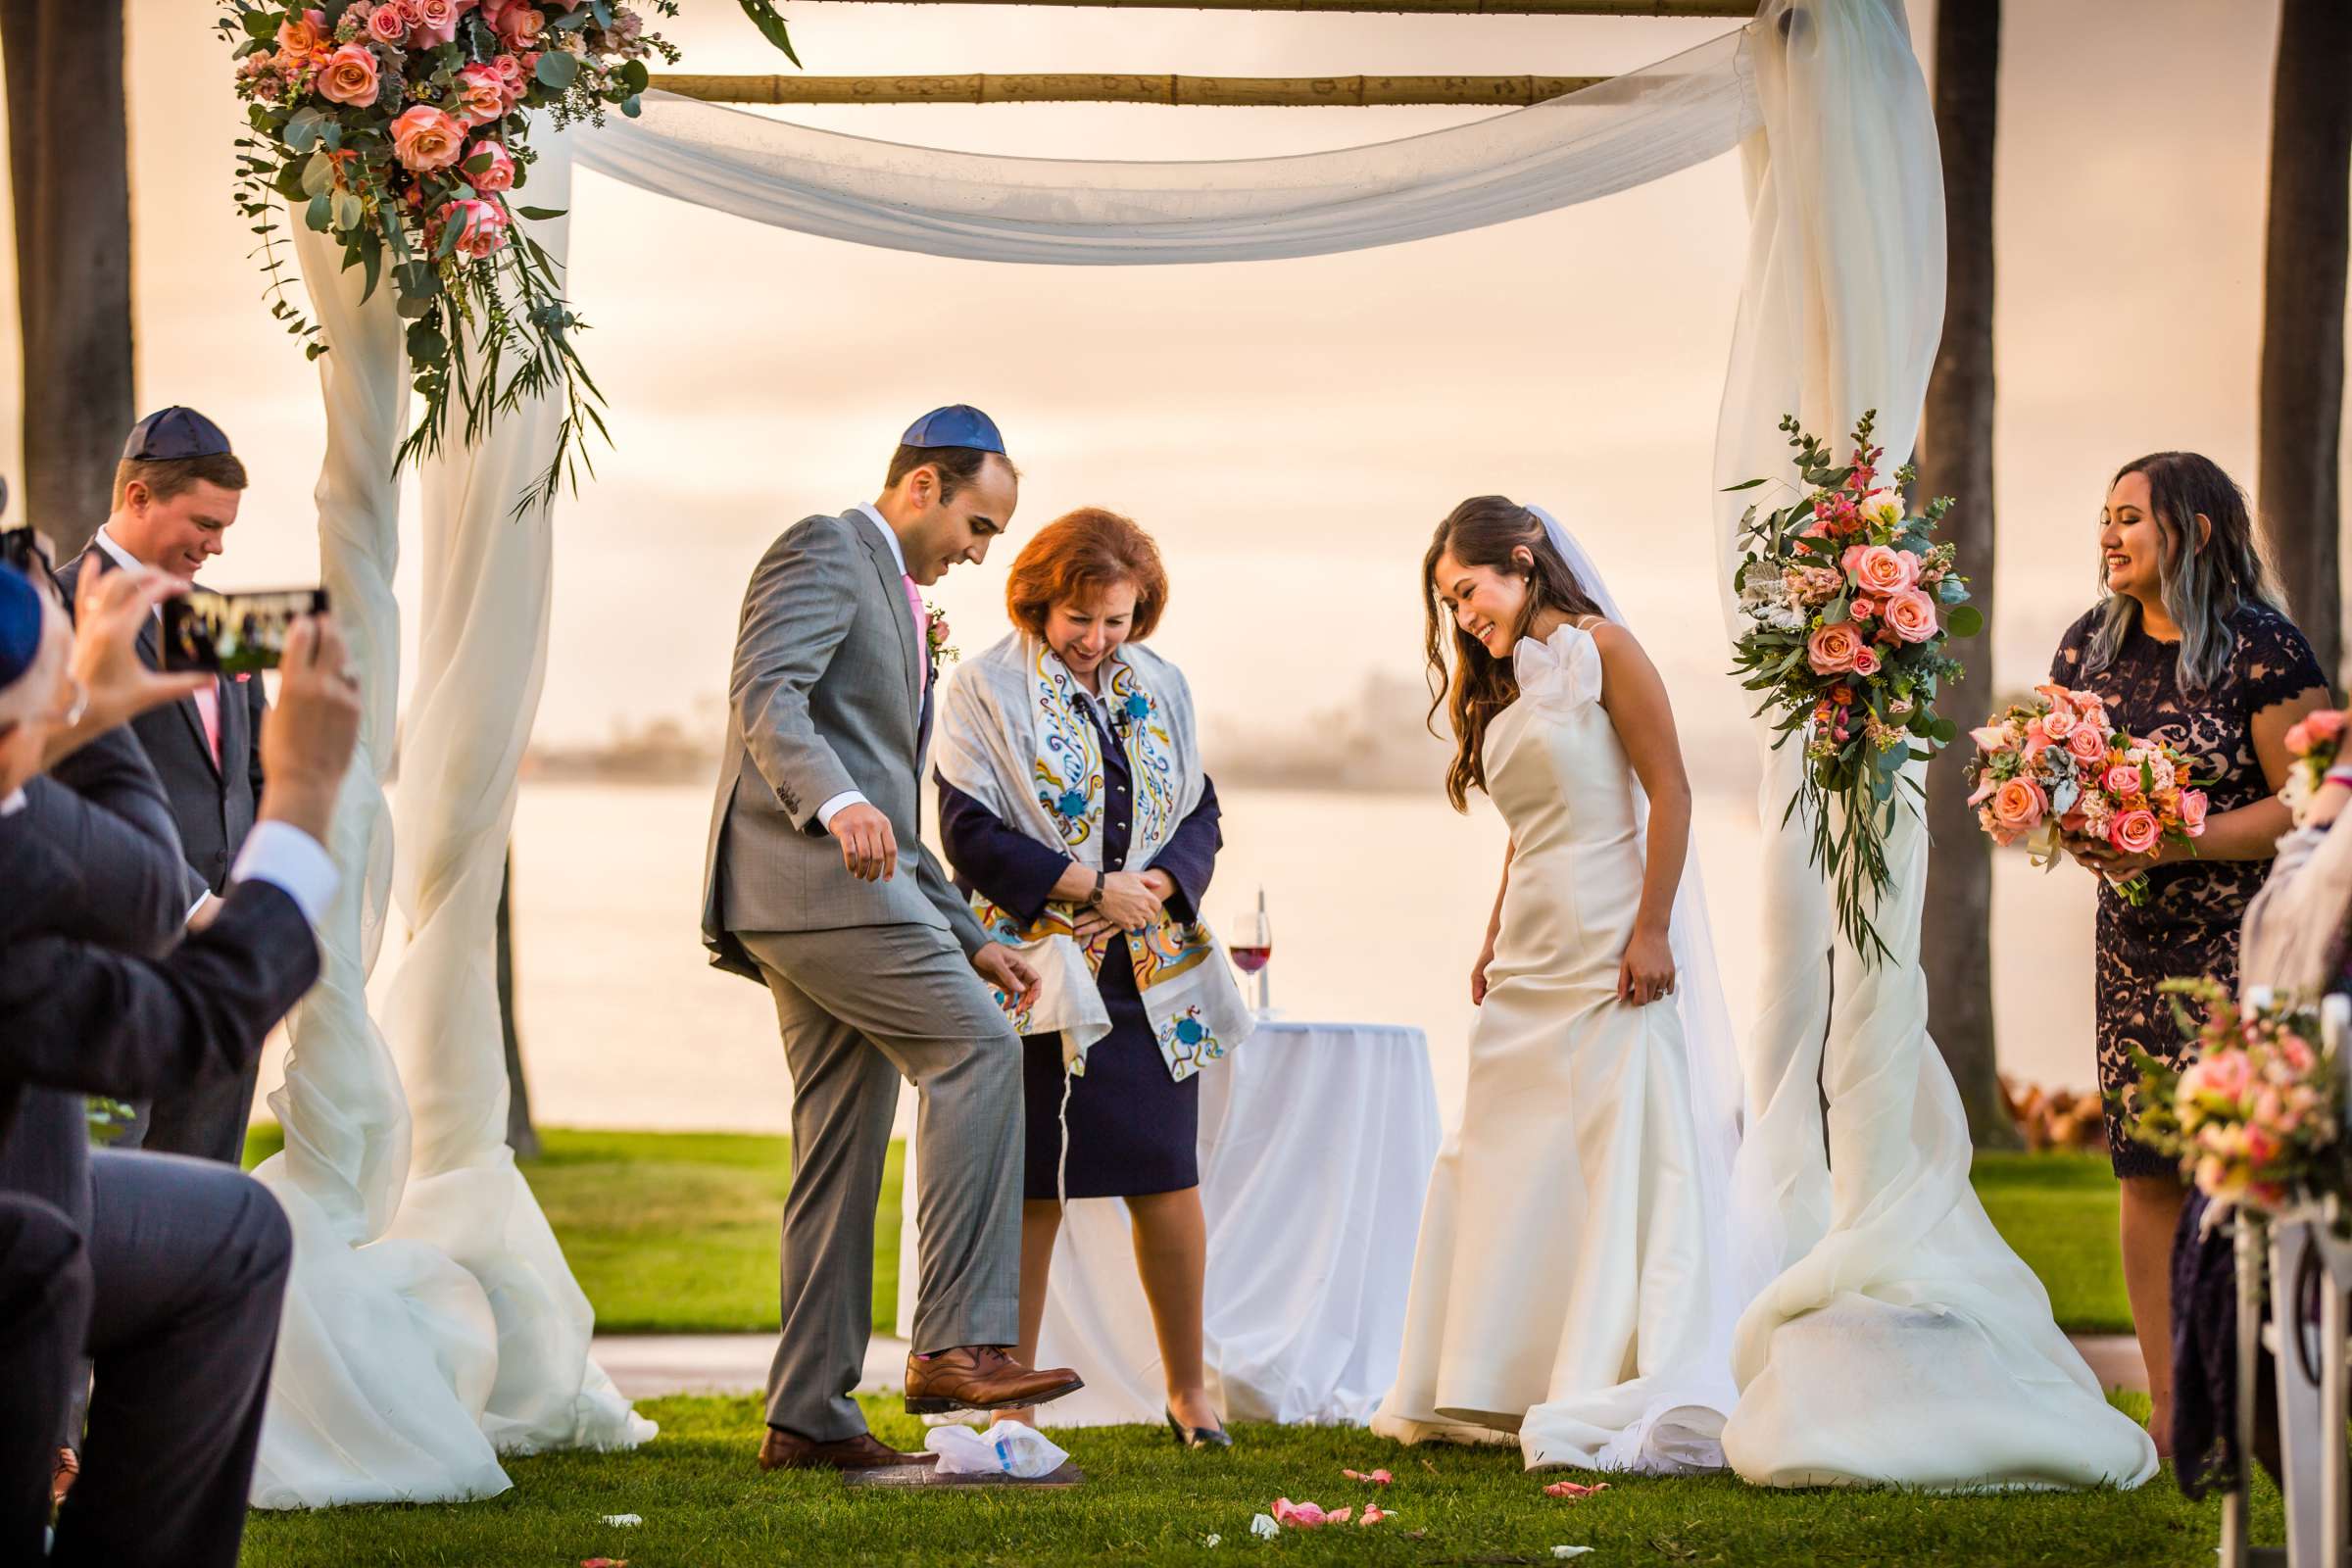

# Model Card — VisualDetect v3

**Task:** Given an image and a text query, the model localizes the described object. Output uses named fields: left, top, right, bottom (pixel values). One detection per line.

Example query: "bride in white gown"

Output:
left=1372, top=497, right=1749, bottom=1474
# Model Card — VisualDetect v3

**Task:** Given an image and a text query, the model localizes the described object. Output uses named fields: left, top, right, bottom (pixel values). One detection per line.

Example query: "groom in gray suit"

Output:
left=705, top=406, right=1083, bottom=1473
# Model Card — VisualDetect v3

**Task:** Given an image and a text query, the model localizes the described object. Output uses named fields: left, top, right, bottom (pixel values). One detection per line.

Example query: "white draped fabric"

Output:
left=574, top=36, right=1761, bottom=266
left=896, top=1019, right=1443, bottom=1427
left=255, top=140, right=654, bottom=1510
left=1707, top=2, right=2157, bottom=1490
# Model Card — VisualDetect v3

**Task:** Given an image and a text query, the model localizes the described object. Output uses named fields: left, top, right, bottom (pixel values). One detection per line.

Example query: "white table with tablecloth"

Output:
left=895, top=1017, right=1442, bottom=1427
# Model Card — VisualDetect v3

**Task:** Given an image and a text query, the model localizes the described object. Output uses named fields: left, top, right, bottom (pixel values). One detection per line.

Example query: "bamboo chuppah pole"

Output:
left=790, top=0, right=1754, bottom=11
left=652, top=72, right=1610, bottom=106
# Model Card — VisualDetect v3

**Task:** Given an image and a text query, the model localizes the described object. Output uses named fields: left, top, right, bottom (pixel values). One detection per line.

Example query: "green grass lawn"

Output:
left=243, top=1129, right=2129, bottom=1338
left=238, top=1392, right=2269, bottom=1568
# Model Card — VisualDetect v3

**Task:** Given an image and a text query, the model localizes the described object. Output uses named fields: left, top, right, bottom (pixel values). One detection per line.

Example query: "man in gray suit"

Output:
left=705, top=406, right=1084, bottom=1474
left=55, top=407, right=268, bottom=1164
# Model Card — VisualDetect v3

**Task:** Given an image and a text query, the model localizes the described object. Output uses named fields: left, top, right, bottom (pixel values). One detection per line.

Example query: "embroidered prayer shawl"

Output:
left=934, top=632, right=1252, bottom=1079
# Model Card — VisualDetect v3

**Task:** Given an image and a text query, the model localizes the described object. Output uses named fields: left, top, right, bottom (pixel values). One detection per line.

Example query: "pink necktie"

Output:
left=194, top=680, right=221, bottom=766
left=902, top=573, right=930, bottom=690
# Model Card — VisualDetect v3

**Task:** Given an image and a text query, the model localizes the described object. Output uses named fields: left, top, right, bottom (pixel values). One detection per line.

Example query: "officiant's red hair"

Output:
left=1005, top=507, right=1170, bottom=640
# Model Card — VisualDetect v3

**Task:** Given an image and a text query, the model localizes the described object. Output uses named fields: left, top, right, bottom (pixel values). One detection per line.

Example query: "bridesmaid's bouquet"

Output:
left=1729, top=412, right=1980, bottom=962
left=2282, top=707, right=2347, bottom=823
left=1964, top=685, right=2208, bottom=906
left=2124, top=978, right=2338, bottom=1217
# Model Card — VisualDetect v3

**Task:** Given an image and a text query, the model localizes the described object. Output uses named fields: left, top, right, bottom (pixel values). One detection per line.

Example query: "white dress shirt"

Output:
left=811, top=504, right=908, bottom=832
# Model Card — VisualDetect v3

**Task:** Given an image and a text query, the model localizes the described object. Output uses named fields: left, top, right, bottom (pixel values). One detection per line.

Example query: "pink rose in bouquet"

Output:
left=366, top=3, right=411, bottom=45
left=2066, top=723, right=2106, bottom=764
left=2180, top=788, right=2209, bottom=832
left=1985, top=777, right=2047, bottom=844
left=441, top=197, right=511, bottom=260
left=451, top=63, right=507, bottom=125
left=1851, top=645, right=1882, bottom=677
left=1882, top=589, right=1939, bottom=644
left=2101, top=762, right=2142, bottom=799
left=497, top=4, right=547, bottom=48
left=390, top=104, right=466, bottom=172
left=278, top=7, right=329, bottom=54
left=464, top=139, right=516, bottom=193
left=2127, top=980, right=2339, bottom=1217
left=1842, top=543, right=1920, bottom=595
left=1806, top=621, right=1862, bottom=675
left=316, top=43, right=382, bottom=107
left=2109, top=808, right=2161, bottom=857
left=405, top=0, right=466, bottom=48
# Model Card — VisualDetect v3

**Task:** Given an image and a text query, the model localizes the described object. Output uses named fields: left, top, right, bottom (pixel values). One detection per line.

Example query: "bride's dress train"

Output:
left=1371, top=622, right=1737, bottom=1473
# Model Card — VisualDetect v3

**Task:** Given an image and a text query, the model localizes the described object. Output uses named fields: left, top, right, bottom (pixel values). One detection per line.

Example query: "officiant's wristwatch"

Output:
left=1081, top=867, right=1104, bottom=910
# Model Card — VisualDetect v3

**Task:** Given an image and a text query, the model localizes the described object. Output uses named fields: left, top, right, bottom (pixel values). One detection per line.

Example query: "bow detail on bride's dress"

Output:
left=1513, top=623, right=1604, bottom=716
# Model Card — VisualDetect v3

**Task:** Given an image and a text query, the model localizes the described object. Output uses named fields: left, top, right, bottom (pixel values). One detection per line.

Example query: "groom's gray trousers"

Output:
left=738, top=924, right=1024, bottom=1443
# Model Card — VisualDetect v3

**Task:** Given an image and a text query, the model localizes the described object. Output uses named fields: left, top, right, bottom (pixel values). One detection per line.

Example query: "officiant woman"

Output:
left=2045, top=450, right=2331, bottom=1455
left=933, top=506, right=1252, bottom=1450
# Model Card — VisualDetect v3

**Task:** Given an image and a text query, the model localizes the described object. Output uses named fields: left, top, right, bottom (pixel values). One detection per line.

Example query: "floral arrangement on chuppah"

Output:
left=218, top=0, right=680, bottom=511
left=1729, top=412, right=1981, bottom=961
left=2125, top=978, right=2340, bottom=1218
left=1964, top=685, right=2209, bottom=906
left=2283, top=707, right=2348, bottom=822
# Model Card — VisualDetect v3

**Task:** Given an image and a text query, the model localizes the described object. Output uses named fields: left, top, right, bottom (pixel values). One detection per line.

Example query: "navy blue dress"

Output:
left=937, top=688, right=1224, bottom=1200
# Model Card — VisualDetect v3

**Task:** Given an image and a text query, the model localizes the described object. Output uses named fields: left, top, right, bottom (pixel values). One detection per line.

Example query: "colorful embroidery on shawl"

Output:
left=1156, top=1005, right=1224, bottom=1079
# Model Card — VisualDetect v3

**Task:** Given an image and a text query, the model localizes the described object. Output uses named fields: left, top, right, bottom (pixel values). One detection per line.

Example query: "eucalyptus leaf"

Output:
left=515, top=205, right=567, bottom=220
left=284, top=106, right=327, bottom=152
left=304, top=190, right=333, bottom=232
left=535, top=49, right=580, bottom=89
left=330, top=188, right=364, bottom=233
left=1946, top=604, right=1984, bottom=639
left=300, top=149, right=335, bottom=198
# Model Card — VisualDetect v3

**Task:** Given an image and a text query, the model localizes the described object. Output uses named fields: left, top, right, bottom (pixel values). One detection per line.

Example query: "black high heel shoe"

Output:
left=1166, top=1407, right=1234, bottom=1450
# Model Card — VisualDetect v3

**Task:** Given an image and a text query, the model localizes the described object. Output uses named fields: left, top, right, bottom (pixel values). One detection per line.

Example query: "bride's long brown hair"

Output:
left=1423, top=497, right=1604, bottom=812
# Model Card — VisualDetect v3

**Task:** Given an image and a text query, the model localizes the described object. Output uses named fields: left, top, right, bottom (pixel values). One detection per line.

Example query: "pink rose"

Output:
left=2288, top=709, right=2348, bottom=756
left=2109, top=808, right=2161, bottom=857
left=1273, top=1499, right=1334, bottom=1529
left=368, top=2, right=410, bottom=43
left=278, top=7, right=329, bottom=54
left=497, top=4, right=546, bottom=47
left=405, top=0, right=465, bottom=46
left=1988, top=777, right=2047, bottom=838
left=1882, top=588, right=1939, bottom=644
left=316, top=43, right=382, bottom=107
left=1841, top=543, right=1921, bottom=596
left=2102, top=762, right=2142, bottom=799
left=463, top=138, right=515, bottom=191
left=2066, top=723, right=2107, bottom=763
left=451, top=63, right=507, bottom=124
left=1806, top=621, right=1862, bottom=675
left=440, top=197, right=510, bottom=259
left=1852, top=645, right=1882, bottom=677
left=389, top=104, right=466, bottom=172
left=2040, top=704, right=2078, bottom=742
left=493, top=50, right=532, bottom=96
left=2180, top=788, right=2209, bottom=833
left=1850, top=595, right=1879, bottom=621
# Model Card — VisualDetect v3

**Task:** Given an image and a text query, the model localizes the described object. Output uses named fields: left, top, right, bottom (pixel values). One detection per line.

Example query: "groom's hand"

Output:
left=972, top=942, right=1040, bottom=1012
left=829, top=803, right=899, bottom=882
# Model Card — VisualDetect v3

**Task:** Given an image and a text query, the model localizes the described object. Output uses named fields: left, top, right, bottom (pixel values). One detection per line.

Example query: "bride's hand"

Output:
left=1470, top=937, right=1496, bottom=1006
left=1617, top=926, right=1676, bottom=1007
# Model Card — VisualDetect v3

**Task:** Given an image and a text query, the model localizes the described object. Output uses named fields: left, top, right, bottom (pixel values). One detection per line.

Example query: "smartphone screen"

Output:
left=160, top=587, right=329, bottom=676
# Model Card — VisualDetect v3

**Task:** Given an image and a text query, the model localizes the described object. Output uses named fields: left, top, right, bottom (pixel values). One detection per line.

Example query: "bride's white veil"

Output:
left=1527, top=504, right=1771, bottom=1329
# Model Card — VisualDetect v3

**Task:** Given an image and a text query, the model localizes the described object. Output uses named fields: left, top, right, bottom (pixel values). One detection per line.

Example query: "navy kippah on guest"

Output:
left=901, top=405, right=1005, bottom=455
left=122, top=406, right=234, bottom=463
left=0, top=564, right=43, bottom=691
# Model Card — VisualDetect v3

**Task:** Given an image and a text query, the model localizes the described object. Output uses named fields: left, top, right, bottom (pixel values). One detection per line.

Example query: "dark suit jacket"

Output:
left=58, top=543, right=267, bottom=904
left=0, top=757, right=318, bottom=1229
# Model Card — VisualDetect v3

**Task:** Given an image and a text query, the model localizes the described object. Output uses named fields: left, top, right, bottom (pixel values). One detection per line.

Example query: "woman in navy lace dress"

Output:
left=2045, top=451, right=2330, bottom=1452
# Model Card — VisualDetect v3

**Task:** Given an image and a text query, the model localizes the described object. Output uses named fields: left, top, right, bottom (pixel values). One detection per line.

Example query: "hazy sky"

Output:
left=0, top=0, right=2335, bottom=753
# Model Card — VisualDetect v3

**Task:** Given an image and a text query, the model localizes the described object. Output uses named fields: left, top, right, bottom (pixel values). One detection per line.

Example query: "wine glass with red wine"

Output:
left=1229, top=893, right=1272, bottom=1013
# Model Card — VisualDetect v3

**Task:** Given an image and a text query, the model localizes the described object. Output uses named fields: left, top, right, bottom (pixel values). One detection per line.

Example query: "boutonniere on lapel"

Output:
left=924, top=601, right=957, bottom=677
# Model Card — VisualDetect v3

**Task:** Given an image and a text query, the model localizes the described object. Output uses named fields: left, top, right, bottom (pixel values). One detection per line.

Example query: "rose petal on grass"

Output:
left=1359, top=1505, right=1394, bottom=1526
left=1344, top=1467, right=1394, bottom=1486
left=1544, top=1480, right=1610, bottom=1500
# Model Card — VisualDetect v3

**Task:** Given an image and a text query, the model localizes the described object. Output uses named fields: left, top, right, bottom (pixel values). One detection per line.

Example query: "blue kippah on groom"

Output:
left=0, top=564, right=43, bottom=691
left=901, top=405, right=1004, bottom=455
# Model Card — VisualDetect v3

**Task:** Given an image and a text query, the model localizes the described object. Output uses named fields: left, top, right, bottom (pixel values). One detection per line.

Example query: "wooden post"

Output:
left=2258, top=0, right=2351, bottom=692
left=1918, top=0, right=2017, bottom=1150
left=653, top=72, right=1610, bottom=106
left=1, top=0, right=133, bottom=562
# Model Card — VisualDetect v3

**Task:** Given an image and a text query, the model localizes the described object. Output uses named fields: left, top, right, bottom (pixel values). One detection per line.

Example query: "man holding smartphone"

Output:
left=55, top=407, right=269, bottom=1165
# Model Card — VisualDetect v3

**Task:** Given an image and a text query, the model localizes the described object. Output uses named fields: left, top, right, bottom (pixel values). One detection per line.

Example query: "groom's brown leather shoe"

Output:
left=759, top=1428, right=937, bottom=1472
left=904, top=1346, right=1085, bottom=1415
